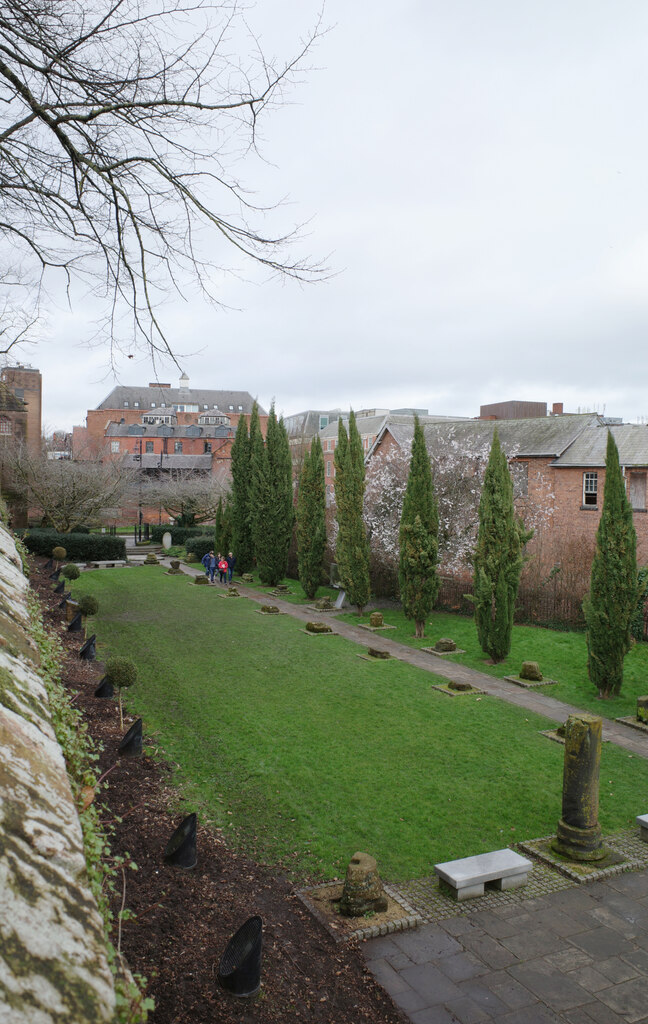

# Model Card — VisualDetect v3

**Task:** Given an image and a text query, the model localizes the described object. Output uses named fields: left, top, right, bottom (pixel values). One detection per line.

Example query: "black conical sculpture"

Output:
left=94, top=676, right=114, bottom=698
left=54, top=579, right=65, bottom=594
left=163, top=813, right=197, bottom=870
left=49, top=568, right=61, bottom=580
left=118, top=718, right=143, bottom=757
left=218, top=916, right=263, bottom=998
left=58, top=593, right=71, bottom=609
left=67, top=612, right=83, bottom=632
left=79, top=634, right=96, bottom=660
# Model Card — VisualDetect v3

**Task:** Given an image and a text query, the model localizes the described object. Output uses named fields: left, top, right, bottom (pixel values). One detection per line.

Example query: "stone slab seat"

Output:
left=88, top=560, right=127, bottom=569
left=637, top=813, right=648, bottom=842
left=434, top=848, right=532, bottom=901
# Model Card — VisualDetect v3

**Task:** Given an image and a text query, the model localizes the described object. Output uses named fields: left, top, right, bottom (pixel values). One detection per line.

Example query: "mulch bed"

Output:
left=29, top=558, right=407, bottom=1024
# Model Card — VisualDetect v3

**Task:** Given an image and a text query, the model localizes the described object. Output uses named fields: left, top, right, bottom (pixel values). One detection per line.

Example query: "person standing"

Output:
left=218, top=554, right=229, bottom=584
left=201, top=550, right=214, bottom=580
left=226, top=551, right=236, bottom=582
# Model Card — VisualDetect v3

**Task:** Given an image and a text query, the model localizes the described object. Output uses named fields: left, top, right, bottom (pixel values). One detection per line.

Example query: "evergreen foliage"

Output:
left=297, top=435, right=326, bottom=599
left=473, top=429, right=531, bottom=662
left=399, top=416, right=439, bottom=637
left=583, top=432, right=638, bottom=697
left=334, top=412, right=371, bottom=613
left=214, top=497, right=233, bottom=555
left=230, top=407, right=254, bottom=571
left=250, top=404, right=294, bottom=585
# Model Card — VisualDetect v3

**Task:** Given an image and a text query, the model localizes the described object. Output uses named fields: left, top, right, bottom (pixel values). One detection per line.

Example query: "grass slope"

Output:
left=73, top=568, right=648, bottom=882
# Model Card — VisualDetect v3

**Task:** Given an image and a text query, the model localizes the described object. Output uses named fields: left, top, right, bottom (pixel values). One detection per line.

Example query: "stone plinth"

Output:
left=339, top=852, right=388, bottom=917
left=637, top=696, right=648, bottom=725
left=520, top=661, right=542, bottom=681
left=553, top=713, right=607, bottom=862
left=369, top=612, right=384, bottom=628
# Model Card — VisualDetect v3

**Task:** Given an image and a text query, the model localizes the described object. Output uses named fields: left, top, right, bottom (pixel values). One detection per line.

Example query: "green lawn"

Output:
left=338, top=608, right=648, bottom=722
left=72, top=567, right=648, bottom=883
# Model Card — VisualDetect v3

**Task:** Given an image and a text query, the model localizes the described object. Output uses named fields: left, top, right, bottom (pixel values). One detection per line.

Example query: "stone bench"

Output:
left=637, top=813, right=648, bottom=843
left=87, top=560, right=127, bottom=569
left=435, top=848, right=532, bottom=902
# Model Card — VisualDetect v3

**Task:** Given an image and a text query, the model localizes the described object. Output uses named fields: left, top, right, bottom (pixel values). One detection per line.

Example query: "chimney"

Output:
left=149, top=382, right=171, bottom=388
left=552, top=402, right=564, bottom=416
left=179, top=372, right=190, bottom=391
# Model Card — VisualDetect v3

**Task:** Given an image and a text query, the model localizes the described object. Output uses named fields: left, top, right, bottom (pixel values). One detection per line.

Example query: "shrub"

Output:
left=105, top=656, right=138, bottom=729
left=185, top=552, right=197, bottom=563
left=52, top=545, right=67, bottom=561
left=23, top=530, right=126, bottom=561
left=78, top=594, right=99, bottom=617
left=185, top=534, right=215, bottom=560
left=61, top=563, right=80, bottom=580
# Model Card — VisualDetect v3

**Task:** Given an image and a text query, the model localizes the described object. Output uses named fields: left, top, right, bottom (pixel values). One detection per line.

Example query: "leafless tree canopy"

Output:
left=141, top=470, right=228, bottom=522
left=0, top=1, right=324, bottom=359
left=7, top=445, right=135, bottom=530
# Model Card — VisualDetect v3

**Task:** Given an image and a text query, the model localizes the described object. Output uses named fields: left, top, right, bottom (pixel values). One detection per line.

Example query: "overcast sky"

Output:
left=16, top=1, right=648, bottom=432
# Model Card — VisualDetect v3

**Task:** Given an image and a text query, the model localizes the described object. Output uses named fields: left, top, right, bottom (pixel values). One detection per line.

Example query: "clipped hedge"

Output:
left=184, top=534, right=215, bottom=560
left=23, top=530, right=126, bottom=561
left=150, top=525, right=206, bottom=545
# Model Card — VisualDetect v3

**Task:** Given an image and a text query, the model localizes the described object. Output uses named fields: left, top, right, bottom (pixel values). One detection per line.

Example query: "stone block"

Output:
left=520, top=661, right=543, bottom=681
left=637, top=695, right=648, bottom=724
left=434, top=637, right=457, bottom=652
left=369, top=612, right=384, bottom=628
left=435, top=849, right=532, bottom=901
left=637, top=813, right=648, bottom=843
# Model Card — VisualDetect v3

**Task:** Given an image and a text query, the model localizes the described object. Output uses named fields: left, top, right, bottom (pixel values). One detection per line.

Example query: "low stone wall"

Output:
left=0, top=526, right=115, bottom=1022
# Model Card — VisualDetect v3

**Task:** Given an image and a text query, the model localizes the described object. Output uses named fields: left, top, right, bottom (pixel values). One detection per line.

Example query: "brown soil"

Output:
left=301, top=883, right=415, bottom=941
left=30, top=559, right=408, bottom=1024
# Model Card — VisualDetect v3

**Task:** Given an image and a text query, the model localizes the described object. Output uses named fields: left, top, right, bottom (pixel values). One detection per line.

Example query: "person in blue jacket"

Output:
left=201, top=550, right=216, bottom=582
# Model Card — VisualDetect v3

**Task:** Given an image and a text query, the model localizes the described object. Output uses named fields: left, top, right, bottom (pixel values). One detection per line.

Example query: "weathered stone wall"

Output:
left=0, top=525, right=115, bottom=1023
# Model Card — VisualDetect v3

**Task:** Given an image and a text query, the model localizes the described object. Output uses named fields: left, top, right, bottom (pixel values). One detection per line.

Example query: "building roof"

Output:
left=126, top=453, right=214, bottom=470
left=0, top=382, right=26, bottom=413
left=369, top=413, right=602, bottom=460
left=106, top=422, right=231, bottom=439
left=551, top=424, right=648, bottom=468
left=319, top=411, right=463, bottom=442
left=97, top=384, right=264, bottom=415
left=283, top=410, right=343, bottom=438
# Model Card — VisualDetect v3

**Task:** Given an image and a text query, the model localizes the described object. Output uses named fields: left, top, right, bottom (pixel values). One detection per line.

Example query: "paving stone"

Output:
left=443, top=995, right=491, bottom=1023
left=367, top=957, right=413, bottom=995
left=529, top=905, right=593, bottom=937
left=572, top=1001, right=628, bottom=1023
left=393, top=925, right=463, bottom=962
left=439, top=916, right=477, bottom=937
left=621, top=948, right=648, bottom=972
left=435, top=952, right=488, bottom=982
left=398, top=962, right=462, bottom=1005
left=499, top=1005, right=564, bottom=1023
left=459, top=931, right=520, bottom=969
left=595, top=956, right=640, bottom=984
left=605, top=872, right=648, bottom=898
left=455, top=978, right=510, bottom=1016
left=482, top=973, right=539, bottom=1010
left=545, top=948, right=593, bottom=972
left=590, top=905, right=645, bottom=938
left=362, top=935, right=403, bottom=961
left=597, top=977, right=648, bottom=1023
left=391, top=985, right=430, bottom=1014
left=508, top=959, right=593, bottom=1011
left=566, top=964, right=613, bottom=993
left=410, top=1006, right=459, bottom=1024
left=467, top=909, right=529, bottom=938
left=500, top=926, right=569, bottom=960
left=569, top=926, right=637, bottom=959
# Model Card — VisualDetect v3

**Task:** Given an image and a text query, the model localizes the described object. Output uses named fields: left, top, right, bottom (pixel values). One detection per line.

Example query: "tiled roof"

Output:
left=418, top=414, right=602, bottom=458
left=97, top=385, right=264, bottom=415
left=551, top=424, right=648, bottom=467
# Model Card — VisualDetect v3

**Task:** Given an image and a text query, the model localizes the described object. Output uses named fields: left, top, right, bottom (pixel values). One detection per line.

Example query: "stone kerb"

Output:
left=0, top=524, right=116, bottom=1022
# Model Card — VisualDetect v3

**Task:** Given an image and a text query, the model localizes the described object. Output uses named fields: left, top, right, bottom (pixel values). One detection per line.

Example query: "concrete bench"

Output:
left=87, top=560, right=127, bottom=569
left=637, top=813, right=648, bottom=843
left=435, top=848, right=532, bottom=902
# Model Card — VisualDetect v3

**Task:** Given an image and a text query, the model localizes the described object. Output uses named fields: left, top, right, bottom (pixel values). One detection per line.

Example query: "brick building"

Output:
left=0, top=364, right=42, bottom=455
left=0, top=382, right=28, bottom=526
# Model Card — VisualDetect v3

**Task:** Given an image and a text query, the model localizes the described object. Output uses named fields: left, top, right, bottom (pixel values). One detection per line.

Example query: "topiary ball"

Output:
left=62, top=563, right=80, bottom=580
left=52, top=546, right=67, bottom=561
left=78, top=594, right=99, bottom=617
left=105, top=656, right=137, bottom=690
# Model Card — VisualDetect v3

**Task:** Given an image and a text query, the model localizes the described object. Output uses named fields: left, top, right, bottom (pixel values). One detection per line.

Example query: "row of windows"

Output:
left=123, top=401, right=244, bottom=411
left=112, top=441, right=213, bottom=454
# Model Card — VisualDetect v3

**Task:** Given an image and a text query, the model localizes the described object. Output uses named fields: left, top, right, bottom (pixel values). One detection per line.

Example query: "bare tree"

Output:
left=141, top=470, right=228, bottom=525
left=7, top=444, right=135, bottom=530
left=0, top=1, right=325, bottom=362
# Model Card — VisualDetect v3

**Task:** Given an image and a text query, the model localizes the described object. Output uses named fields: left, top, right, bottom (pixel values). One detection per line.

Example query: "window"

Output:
left=145, top=441, right=154, bottom=453
left=151, top=402, right=156, bottom=408
left=204, top=441, right=212, bottom=453
left=0, top=416, right=12, bottom=434
left=238, top=404, right=243, bottom=411
left=319, top=415, right=329, bottom=430
left=583, top=472, right=598, bottom=506
left=124, top=401, right=129, bottom=407
left=229, top=404, right=234, bottom=411
left=174, top=441, right=183, bottom=453
left=203, top=404, right=208, bottom=409
left=326, top=461, right=331, bottom=477
left=111, top=441, right=120, bottom=453
left=134, top=401, right=139, bottom=408
left=629, top=472, right=647, bottom=511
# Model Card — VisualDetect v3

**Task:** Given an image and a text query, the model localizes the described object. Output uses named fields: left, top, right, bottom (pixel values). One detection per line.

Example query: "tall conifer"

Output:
left=399, top=416, right=439, bottom=637
left=473, top=429, right=530, bottom=662
left=583, top=431, right=638, bottom=698
left=334, top=411, right=371, bottom=613
left=297, top=436, right=326, bottom=599
left=230, top=409, right=253, bottom=571
left=251, top=404, right=293, bottom=585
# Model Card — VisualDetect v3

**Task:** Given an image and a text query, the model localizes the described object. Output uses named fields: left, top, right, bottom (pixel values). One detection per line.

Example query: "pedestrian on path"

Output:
left=226, top=551, right=236, bottom=582
left=218, top=554, right=229, bottom=584
left=201, top=550, right=216, bottom=582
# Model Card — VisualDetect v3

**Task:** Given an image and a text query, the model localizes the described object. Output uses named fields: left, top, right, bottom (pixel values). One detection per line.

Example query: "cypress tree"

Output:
left=230, top=409, right=254, bottom=572
left=297, top=435, right=326, bottom=599
left=251, top=404, right=294, bottom=585
left=473, top=429, right=530, bottom=662
left=399, top=416, right=439, bottom=637
left=214, top=496, right=232, bottom=554
left=334, top=411, right=371, bottom=613
left=583, top=431, right=638, bottom=698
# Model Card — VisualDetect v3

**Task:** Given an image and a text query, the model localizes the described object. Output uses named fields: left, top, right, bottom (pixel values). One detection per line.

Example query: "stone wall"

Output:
left=0, top=525, right=115, bottom=1023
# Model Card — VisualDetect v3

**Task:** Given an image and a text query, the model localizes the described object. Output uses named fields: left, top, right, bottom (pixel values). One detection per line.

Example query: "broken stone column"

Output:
left=339, top=852, right=388, bottom=917
left=552, top=713, right=607, bottom=862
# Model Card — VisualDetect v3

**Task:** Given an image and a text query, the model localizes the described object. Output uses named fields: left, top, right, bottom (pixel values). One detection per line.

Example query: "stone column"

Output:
left=552, top=713, right=607, bottom=862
